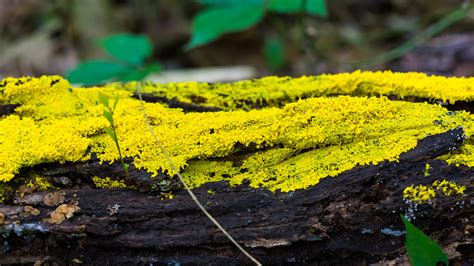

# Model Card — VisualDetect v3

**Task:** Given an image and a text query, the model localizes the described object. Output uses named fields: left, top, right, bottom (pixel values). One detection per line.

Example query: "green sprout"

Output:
left=187, top=0, right=328, bottom=70
left=98, top=92, right=129, bottom=178
left=67, top=33, right=161, bottom=178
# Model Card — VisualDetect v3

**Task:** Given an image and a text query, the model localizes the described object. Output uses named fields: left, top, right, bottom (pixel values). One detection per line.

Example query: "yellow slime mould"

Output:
left=113, top=70, right=474, bottom=111
left=0, top=74, right=472, bottom=193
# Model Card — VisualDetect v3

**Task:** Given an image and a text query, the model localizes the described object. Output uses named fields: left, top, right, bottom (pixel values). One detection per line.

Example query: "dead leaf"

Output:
left=0, top=212, right=4, bottom=224
left=46, top=203, right=80, bottom=225
left=43, top=192, right=65, bottom=207
left=24, top=205, right=40, bottom=216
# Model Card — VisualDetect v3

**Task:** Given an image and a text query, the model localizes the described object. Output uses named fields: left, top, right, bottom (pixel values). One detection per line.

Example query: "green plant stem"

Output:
left=109, top=111, right=129, bottom=178
left=106, top=106, right=129, bottom=179
left=135, top=82, right=262, bottom=266
left=359, top=3, right=473, bottom=68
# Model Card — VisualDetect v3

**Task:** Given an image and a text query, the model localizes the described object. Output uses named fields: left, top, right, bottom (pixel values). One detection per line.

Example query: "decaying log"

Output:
left=0, top=128, right=472, bottom=265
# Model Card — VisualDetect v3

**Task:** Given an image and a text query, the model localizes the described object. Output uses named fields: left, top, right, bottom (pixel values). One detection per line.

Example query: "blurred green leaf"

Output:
left=118, top=62, right=162, bottom=81
left=101, top=33, right=153, bottom=65
left=401, top=215, right=448, bottom=266
left=186, top=5, right=265, bottom=50
left=103, top=110, right=114, bottom=125
left=67, top=60, right=129, bottom=86
left=98, top=92, right=110, bottom=108
left=306, top=0, right=327, bottom=17
left=104, top=127, right=117, bottom=142
left=199, top=0, right=263, bottom=6
left=269, top=0, right=327, bottom=17
left=113, top=94, right=119, bottom=111
left=264, top=36, right=286, bottom=69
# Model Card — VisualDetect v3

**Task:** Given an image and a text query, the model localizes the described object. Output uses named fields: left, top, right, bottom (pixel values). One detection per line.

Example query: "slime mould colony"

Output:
left=0, top=71, right=473, bottom=198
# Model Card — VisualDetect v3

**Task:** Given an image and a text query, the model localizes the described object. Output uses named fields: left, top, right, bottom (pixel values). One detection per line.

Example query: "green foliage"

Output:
left=101, top=33, right=153, bottom=65
left=186, top=4, right=265, bottom=50
left=269, top=0, right=327, bottom=16
left=400, top=215, right=449, bottom=266
left=188, top=0, right=328, bottom=49
left=67, top=60, right=130, bottom=86
left=99, top=92, right=129, bottom=177
left=263, top=36, right=286, bottom=69
left=67, top=33, right=161, bottom=86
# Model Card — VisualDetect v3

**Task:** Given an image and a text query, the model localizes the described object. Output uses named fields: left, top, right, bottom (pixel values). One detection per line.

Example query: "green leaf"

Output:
left=263, top=36, right=286, bottom=69
left=67, top=60, right=129, bottom=86
left=98, top=92, right=110, bottom=108
left=113, top=94, right=120, bottom=112
left=306, top=0, right=327, bottom=17
left=118, top=62, right=162, bottom=82
left=101, top=33, right=153, bottom=65
left=199, top=0, right=263, bottom=6
left=268, top=0, right=327, bottom=17
left=103, top=110, right=114, bottom=125
left=104, top=127, right=118, bottom=142
left=186, top=5, right=265, bottom=50
left=400, top=215, right=448, bottom=266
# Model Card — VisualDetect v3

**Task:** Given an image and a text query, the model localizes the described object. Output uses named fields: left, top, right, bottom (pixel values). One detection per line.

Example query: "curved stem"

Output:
left=136, top=82, right=262, bottom=266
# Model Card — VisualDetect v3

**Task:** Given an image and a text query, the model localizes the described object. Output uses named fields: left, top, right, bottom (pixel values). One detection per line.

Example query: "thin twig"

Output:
left=136, top=82, right=262, bottom=266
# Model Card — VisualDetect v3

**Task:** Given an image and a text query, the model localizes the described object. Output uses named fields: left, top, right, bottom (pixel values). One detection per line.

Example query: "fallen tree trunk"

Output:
left=0, top=129, right=472, bottom=265
left=1, top=74, right=473, bottom=265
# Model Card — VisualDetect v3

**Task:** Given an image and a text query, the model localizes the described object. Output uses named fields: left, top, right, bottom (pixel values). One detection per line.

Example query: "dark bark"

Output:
left=0, top=104, right=19, bottom=117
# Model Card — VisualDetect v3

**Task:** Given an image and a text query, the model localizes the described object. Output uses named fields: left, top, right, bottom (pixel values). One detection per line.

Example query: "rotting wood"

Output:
left=0, top=129, right=471, bottom=265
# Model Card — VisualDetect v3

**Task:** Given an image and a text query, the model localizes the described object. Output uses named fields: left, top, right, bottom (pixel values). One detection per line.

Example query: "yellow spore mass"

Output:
left=403, top=185, right=436, bottom=203
left=115, top=70, right=474, bottom=110
left=92, top=176, right=129, bottom=189
left=403, top=179, right=466, bottom=203
left=0, top=73, right=473, bottom=193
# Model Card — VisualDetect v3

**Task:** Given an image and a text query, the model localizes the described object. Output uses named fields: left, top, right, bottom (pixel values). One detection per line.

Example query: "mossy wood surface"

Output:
left=0, top=72, right=472, bottom=265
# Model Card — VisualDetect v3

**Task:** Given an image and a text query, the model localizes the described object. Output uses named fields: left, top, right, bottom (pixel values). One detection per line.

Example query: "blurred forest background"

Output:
left=0, top=0, right=473, bottom=83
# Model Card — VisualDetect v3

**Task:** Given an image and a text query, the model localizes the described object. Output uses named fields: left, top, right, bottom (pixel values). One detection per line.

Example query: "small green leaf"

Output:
left=186, top=5, right=265, bottom=50
left=98, top=92, right=110, bottom=108
left=263, top=36, right=286, bottom=69
left=103, top=110, right=114, bottom=125
left=118, top=62, right=162, bottom=82
left=268, top=0, right=327, bottom=17
left=306, top=0, right=327, bottom=17
left=199, top=0, right=263, bottom=6
left=104, top=127, right=117, bottom=142
left=113, top=94, right=120, bottom=112
left=101, top=33, right=153, bottom=65
left=67, top=60, right=129, bottom=86
left=401, top=215, right=448, bottom=266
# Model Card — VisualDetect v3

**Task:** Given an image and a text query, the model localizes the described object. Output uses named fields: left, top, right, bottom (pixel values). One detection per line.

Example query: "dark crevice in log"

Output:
left=133, top=91, right=474, bottom=114
left=0, top=129, right=472, bottom=265
left=132, top=92, right=222, bottom=112
left=0, top=104, right=19, bottom=117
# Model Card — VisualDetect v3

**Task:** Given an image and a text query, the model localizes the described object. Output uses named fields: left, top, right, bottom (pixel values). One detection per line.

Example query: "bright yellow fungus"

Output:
left=404, top=179, right=466, bottom=203
left=27, top=175, right=55, bottom=191
left=403, top=185, right=436, bottom=203
left=114, top=70, right=474, bottom=110
left=0, top=74, right=473, bottom=193
left=91, top=176, right=129, bottom=189
left=432, top=180, right=466, bottom=196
